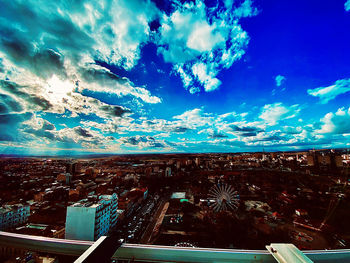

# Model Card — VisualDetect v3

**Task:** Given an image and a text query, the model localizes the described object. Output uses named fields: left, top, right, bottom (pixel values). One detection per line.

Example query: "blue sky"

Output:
left=0, top=0, right=350, bottom=155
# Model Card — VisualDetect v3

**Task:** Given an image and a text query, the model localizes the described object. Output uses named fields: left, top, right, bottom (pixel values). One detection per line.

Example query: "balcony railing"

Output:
left=1, top=231, right=350, bottom=262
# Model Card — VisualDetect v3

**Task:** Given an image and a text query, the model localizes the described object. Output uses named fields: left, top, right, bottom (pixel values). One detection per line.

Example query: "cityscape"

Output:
left=0, top=149, right=350, bottom=261
left=1, top=0, right=350, bottom=262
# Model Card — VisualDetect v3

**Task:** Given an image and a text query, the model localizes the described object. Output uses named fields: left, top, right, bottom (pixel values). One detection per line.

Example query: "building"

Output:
left=165, top=167, right=172, bottom=177
left=333, top=155, right=343, bottom=168
left=65, top=193, right=118, bottom=241
left=176, top=161, right=181, bottom=169
left=65, top=173, right=72, bottom=185
left=66, top=162, right=82, bottom=175
left=0, top=204, right=30, bottom=231
left=195, top=157, right=200, bottom=166
left=307, top=154, right=315, bottom=166
left=99, top=194, right=118, bottom=229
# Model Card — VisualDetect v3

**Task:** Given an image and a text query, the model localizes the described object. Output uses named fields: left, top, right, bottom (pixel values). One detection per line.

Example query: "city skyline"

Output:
left=1, top=0, right=350, bottom=155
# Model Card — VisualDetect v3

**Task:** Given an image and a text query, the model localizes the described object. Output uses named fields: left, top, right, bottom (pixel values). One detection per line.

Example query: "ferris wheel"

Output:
left=208, top=183, right=239, bottom=212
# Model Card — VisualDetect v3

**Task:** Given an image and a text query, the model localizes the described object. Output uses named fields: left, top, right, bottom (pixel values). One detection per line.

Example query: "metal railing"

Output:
left=1, top=231, right=350, bottom=262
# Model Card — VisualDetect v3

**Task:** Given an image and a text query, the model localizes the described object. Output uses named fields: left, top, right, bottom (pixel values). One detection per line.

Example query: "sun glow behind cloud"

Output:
left=45, top=75, right=75, bottom=102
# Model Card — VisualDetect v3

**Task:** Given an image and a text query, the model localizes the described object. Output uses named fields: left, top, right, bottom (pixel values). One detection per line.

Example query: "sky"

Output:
left=0, top=0, right=350, bottom=155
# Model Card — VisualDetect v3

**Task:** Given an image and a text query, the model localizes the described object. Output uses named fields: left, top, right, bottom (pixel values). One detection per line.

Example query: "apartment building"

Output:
left=65, top=193, right=118, bottom=241
left=0, top=204, right=30, bottom=231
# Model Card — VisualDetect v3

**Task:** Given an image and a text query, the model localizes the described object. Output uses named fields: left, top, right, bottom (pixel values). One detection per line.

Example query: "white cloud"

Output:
left=173, top=108, right=214, bottom=128
left=158, top=0, right=255, bottom=93
left=307, top=78, right=350, bottom=104
left=0, top=52, right=162, bottom=124
left=117, top=135, right=174, bottom=150
left=275, top=75, right=286, bottom=87
left=21, top=115, right=111, bottom=149
left=66, top=0, right=160, bottom=69
left=232, top=0, right=259, bottom=18
left=345, top=0, right=350, bottom=11
left=77, top=63, right=161, bottom=104
left=186, top=20, right=225, bottom=52
left=158, top=2, right=220, bottom=64
left=259, top=103, right=300, bottom=126
left=0, top=0, right=161, bottom=113
left=318, top=107, right=350, bottom=134
left=174, top=64, right=194, bottom=88
left=81, top=120, right=119, bottom=133
left=192, top=63, right=221, bottom=92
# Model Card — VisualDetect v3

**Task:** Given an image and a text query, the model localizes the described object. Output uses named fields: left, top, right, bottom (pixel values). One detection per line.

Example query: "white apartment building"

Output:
left=65, top=193, right=118, bottom=241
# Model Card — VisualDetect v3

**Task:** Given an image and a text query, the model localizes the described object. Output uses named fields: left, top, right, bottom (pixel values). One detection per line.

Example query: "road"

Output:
left=140, top=200, right=168, bottom=244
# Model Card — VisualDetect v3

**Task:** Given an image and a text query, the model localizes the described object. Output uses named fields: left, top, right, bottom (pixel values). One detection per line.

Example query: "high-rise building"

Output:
left=65, top=194, right=118, bottom=241
left=0, top=204, right=30, bottom=231
left=66, top=162, right=73, bottom=174
left=176, top=161, right=181, bottom=169
left=66, top=162, right=82, bottom=175
left=195, top=157, right=200, bottom=166
left=331, top=154, right=343, bottom=168
left=307, top=151, right=319, bottom=168
left=73, top=162, right=82, bottom=174
left=165, top=167, right=172, bottom=177
left=65, top=173, right=72, bottom=185
left=318, top=154, right=331, bottom=166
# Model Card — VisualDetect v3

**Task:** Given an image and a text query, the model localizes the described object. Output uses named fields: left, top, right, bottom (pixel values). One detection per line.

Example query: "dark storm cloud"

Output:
left=100, top=105, right=131, bottom=117
left=240, top=132, right=257, bottom=137
left=74, top=127, right=93, bottom=137
left=0, top=80, right=52, bottom=111
left=230, top=125, right=262, bottom=132
left=121, top=135, right=166, bottom=148
left=208, top=132, right=228, bottom=138
left=171, top=126, right=191, bottom=133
